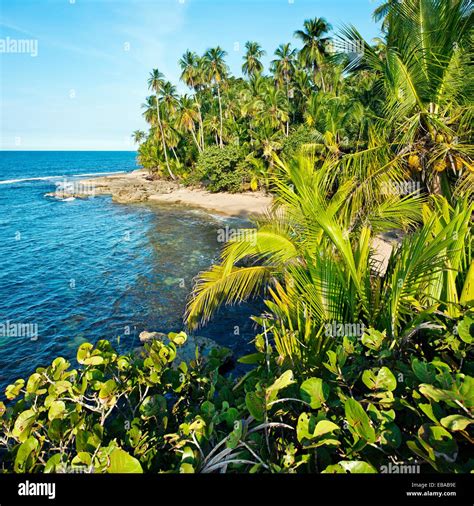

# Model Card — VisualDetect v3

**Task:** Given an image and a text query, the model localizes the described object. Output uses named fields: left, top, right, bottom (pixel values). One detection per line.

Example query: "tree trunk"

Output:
left=217, top=85, right=224, bottom=147
left=156, top=95, right=175, bottom=180
left=191, top=128, right=201, bottom=152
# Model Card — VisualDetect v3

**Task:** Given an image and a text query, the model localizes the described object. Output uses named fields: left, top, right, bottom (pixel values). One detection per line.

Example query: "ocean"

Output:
left=0, top=151, right=257, bottom=393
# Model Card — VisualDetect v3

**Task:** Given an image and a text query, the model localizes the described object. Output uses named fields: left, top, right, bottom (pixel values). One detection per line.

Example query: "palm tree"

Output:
left=294, top=17, right=332, bottom=92
left=131, top=130, right=146, bottom=145
left=176, top=95, right=202, bottom=152
left=185, top=155, right=425, bottom=330
left=271, top=43, right=297, bottom=135
left=147, top=69, right=175, bottom=180
left=203, top=47, right=228, bottom=147
left=339, top=0, right=474, bottom=195
left=179, top=50, right=205, bottom=150
left=242, top=41, right=266, bottom=78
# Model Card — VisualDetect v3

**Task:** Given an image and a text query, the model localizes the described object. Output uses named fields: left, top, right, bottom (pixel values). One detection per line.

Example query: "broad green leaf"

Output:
left=380, top=423, right=402, bottom=448
left=457, top=316, right=473, bottom=344
left=44, top=454, right=62, bottom=473
left=77, top=343, right=104, bottom=366
left=5, top=379, right=25, bottom=400
left=14, top=436, right=39, bottom=473
left=12, top=409, right=36, bottom=442
left=245, top=392, right=265, bottom=422
left=107, top=448, right=143, bottom=473
left=361, top=329, right=385, bottom=350
left=339, top=460, right=377, bottom=473
left=313, top=420, right=340, bottom=438
left=418, top=424, right=458, bottom=464
left=344, top=399, right=376, bottom=443
left=168, top=331, right=187, bottom=346
left=441, top=415, right=473, bottom=431
left=412, top=359, right=437, bottom=383
left=48, top=401, right=66, bottom=421
left=300, top=377, right=329, bottom=409
left=266, top=370, right=295, bottom=404
left=419, top=384, right=453, bottom=403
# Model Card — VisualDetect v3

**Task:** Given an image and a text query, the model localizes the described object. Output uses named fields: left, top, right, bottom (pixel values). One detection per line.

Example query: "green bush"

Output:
left=1, top=313, right=472, bottom=474
left=194, top=144, right=249, bottom=193
left=281, top=126, right=323, bottom=159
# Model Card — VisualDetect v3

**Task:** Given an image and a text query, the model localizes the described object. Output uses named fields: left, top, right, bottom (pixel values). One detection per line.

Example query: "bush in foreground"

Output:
left=0, top=318, right=472, bottom=474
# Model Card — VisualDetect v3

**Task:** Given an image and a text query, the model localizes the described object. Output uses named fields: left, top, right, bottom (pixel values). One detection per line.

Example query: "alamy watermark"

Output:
left=381, top=180, right=421, bottom=196
left=325, top=39, right=365, bottom=56
left=0, top=320, right=38, bottom=341
left=381, top=462, right=421, bottom=474
left=0, top=37, right=38, bottom=57
left=55, top=179, right=96, bottom=198
left=217, top=226, right=257, bottom=245
left=324, top=321, right=366, bottom=337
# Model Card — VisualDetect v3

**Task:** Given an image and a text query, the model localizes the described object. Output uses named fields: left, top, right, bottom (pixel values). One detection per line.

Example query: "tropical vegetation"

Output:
left=1, top=0, right=473, bottom=474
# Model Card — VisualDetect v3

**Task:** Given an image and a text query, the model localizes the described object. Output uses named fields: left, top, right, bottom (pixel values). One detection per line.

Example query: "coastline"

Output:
left=46, top=169, right=273, bottom=218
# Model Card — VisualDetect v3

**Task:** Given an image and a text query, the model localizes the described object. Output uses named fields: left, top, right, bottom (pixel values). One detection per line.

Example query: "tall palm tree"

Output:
left=147, top=69, right=175, bottom=180
left=242, top=41, right=266, bottom=78
left=271, top=43, right=297, bottom=135
left=176, top=95, right=202, bottom=152
left=179, top=50, right=205, bottom=150
left=131, top=130, right=146, bottom=145
left=294, top=17, right=332, bottom=92
left=203, top=47, right=228, bottom=147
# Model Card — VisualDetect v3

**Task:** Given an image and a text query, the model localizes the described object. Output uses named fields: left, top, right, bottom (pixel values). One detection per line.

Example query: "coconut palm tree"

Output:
left=242, top=41, right=266, bottom=78
left=131, top=130, right=146, bottom=145
left=339, top=0, right=474, bottom=196
left=294, top=17, right=332, bottom=92
left=271, top=43, right=298, bottom=135
left=147, top=69, right=175, bottom=180
left=203, top=47, right=228, bottom=147
left=179, top=50, right=205, bottom=150
left=176, top=95, right=202, bottom=152
left=185, top=154, right=425, bottom=330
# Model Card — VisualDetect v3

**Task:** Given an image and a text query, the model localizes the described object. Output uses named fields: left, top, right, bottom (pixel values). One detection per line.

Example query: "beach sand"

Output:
left=46, top=169, right=273, bottom=218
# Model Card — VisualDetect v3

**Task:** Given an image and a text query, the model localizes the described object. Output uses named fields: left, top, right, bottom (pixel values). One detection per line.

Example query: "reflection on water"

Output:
left=0, top=188, right=260, bottom=391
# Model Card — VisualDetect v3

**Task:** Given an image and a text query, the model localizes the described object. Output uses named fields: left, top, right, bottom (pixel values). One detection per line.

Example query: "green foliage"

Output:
left=1, top=312, right=472, bottom=474
left=194, top=144, right=249, bottom=192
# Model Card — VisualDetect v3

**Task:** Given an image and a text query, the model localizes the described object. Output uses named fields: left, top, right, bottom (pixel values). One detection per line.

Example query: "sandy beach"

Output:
left=46, top=169, right=273, bottom=218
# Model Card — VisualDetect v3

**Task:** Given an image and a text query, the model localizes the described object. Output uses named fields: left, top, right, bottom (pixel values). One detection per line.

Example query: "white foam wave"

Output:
left=0, top=171, right=126, bottom=185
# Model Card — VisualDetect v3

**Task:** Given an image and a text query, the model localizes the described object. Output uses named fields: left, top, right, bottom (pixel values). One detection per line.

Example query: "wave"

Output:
left=0, top=171, right=127, bottom=185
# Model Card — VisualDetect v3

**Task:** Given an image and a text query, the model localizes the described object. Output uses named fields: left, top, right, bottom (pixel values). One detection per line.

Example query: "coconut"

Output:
left=434, top=160, right=447, bottom=172
left=454, top=157, right=464, bottom=170
left=408, top=154, right=421, bottom=170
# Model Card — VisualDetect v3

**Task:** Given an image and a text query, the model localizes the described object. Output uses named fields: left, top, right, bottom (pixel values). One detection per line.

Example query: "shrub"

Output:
left=194, top=144, right=249, bottom=193
left=1, top=313, right=472, bottom=474
left=281, top=126, right=322, bottom=159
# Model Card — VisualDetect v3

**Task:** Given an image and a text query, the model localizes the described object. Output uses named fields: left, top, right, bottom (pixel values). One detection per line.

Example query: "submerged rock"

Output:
left=137, top=330, right=234, bottom=370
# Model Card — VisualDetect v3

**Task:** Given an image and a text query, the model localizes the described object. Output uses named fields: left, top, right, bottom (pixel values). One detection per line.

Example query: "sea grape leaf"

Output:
left=14, top=436, right=39, bottom=473
left=12, top=409, right=37, bottom=442
left=48, top=401, right=66, bottom=421
left=300, top=377, right=329, bottom=409
left=412, top=359, right=437, bottom=383
left=440, top=415, right=473, bottom=432
left=338, top=460, right=377, bottom=473
left=457, top=316, right=473, bottom=344
left=266, top=370, right=295, bottom=404
left=361, top=329, right=385, bottom=350
left=245, top=392, right=265, bottom=422
left=107, top=448, right=143, bottom=473
left=344, top=399, right=376, bottom=443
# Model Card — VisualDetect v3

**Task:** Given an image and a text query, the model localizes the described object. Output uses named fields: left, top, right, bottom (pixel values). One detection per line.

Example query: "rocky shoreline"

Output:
left=45, top=169, right=273, bottom=217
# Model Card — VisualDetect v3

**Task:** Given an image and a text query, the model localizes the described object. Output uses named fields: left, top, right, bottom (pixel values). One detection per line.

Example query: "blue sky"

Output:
left=0, top=0, right=382, bottom=151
